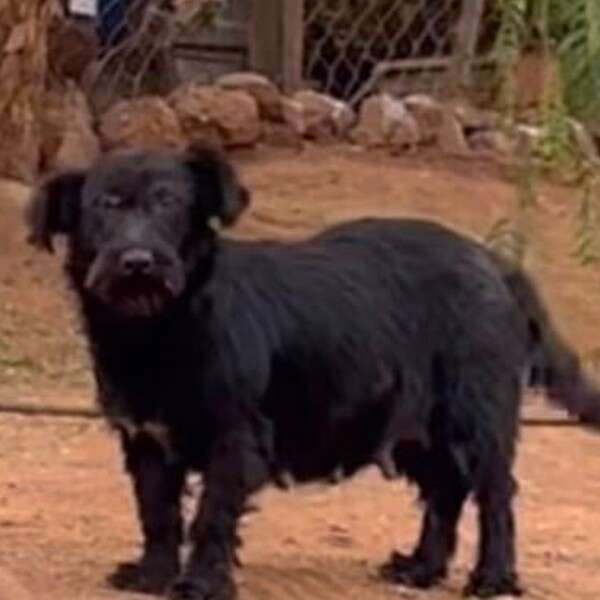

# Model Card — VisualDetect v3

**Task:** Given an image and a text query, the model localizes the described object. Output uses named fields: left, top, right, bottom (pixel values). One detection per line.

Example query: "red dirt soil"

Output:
left=1, top=146, right=600, bottom=599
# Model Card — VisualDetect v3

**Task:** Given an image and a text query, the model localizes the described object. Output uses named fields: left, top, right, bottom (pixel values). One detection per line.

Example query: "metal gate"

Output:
left=173, top=0, right=250, bottom=83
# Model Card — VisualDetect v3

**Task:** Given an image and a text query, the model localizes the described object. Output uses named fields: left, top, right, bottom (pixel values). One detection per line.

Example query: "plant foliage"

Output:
left=487, top=0, right=600, bottom=267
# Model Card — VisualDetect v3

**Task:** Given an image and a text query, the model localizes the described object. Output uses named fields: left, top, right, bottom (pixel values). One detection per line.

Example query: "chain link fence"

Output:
left=53, top=1, right=500, bottom=111
left=303, top=0, right=498, bottom=105
left=89, top=0, right=221, bottom=103
left=52, top=0, right=224, bottom=111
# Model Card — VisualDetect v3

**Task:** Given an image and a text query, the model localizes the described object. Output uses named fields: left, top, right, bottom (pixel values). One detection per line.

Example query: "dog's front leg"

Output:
left=110, top=429, right=186, bottom=594
left=169, top=423, right=269, bottom=600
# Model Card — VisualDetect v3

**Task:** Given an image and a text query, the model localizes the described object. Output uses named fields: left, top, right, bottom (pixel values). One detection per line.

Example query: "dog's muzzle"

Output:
left=85, top=246, right=185, bottom=318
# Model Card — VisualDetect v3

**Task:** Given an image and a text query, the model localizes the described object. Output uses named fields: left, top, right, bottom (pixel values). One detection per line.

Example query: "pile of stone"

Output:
left=37, top=71, right=599, bottom=175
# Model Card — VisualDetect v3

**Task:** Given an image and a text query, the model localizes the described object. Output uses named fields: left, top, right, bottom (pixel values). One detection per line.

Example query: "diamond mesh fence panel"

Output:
left=81, top=0, right=220, bottom=107
left=303, top=0, right=497, bottom=104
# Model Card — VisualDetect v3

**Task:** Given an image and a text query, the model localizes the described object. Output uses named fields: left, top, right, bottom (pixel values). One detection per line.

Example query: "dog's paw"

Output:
left=379, top=551, right=446, bottom=589
left=168, top=575, right=237, bottom=600
left=108, top=555, right=178, bottom=594
left=463, top=569, right=523, bottom=598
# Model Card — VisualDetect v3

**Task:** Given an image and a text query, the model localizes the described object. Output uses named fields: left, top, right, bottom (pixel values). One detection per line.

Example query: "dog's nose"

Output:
left=120, top=248, right=154, bottom=275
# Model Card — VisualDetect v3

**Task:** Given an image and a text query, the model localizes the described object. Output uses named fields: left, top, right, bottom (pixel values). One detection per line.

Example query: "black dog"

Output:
left=27, top=145, right=600, bottom=599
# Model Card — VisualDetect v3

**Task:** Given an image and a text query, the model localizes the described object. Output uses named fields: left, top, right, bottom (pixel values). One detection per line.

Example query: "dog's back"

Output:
left=198, top=217, right=530, bottom=480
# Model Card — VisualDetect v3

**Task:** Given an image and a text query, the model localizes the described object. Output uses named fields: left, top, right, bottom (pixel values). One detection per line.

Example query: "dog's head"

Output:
left=27, top=145, right=249, bottom=318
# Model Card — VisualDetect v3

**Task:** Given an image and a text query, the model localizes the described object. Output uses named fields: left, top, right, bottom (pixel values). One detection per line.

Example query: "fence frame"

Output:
left=135, top=0, right=489, bottom=98
left=249, top=0, right=489, bottom=100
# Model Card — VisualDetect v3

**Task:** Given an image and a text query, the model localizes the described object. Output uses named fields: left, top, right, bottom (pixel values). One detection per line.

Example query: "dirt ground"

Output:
left=1, top=146, right=600, bottom=599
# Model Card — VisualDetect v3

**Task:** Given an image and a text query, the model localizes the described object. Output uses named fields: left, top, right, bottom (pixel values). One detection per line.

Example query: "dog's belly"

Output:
left=263, top=390, right=424, bottom=484
left=105, top=373, right=431, bottom=482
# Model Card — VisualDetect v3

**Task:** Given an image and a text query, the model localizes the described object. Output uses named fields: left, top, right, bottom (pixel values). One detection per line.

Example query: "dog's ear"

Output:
left=26, top=170, right=86, bottom=253
left=183, top=144, right=250, bottom=228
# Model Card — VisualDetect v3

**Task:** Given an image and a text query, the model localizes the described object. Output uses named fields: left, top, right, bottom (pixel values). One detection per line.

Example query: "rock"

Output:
left=292, top=90, right=355, bottom=139
left=403, top=94, right=445, bottom=144
left=169, top=84, right=261, bottom=148
left=40, top=83, right=100, bottom=172
left=389, top=119, right=420, bottom=152
left=515, top=124, right=543, bottom=141
left=261, top=121, right=304, bottom=150
left=281, top=97, right=307, bottom=136
left=350, top=94, right=419, bottom=150
left=99, top=97, right=186, bottom=151
left=217, top=72, right=283, bottom=121
left=514, top=124, right=543, bottom=158
left=0, top=567, right=32, bottom=600
left=468, top=129, right=515, bottom=158
left=448, top=98, right=499, bottom=131
left=438, top=109, right=471, bottom=157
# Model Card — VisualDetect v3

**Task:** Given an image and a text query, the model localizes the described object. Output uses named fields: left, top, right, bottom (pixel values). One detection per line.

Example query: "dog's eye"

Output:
left=96, top=193, right=123, bottom=209
left=152, top=190, right=178, bottom=209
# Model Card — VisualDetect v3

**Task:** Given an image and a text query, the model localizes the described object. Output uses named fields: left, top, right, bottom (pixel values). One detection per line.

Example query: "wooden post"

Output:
left=249, top=0, right=304, bottom=93
left=249, top=0, right=282, bottom=84
left=282, top=0, right=304, bottom=93
left=450, top=0, right=485, bottom=94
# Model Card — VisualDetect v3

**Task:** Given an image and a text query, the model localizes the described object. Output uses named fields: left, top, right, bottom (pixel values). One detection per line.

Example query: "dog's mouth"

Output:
left=105, top=275, right=179, bottom=318
left=84, top=252, right=186, bottom=318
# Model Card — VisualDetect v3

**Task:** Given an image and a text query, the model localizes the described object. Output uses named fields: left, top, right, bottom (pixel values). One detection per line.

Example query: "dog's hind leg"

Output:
left=373, top=371, right=432, bottom=481
left=464, top=451, right=522, bottom=598
left=381, top=443, right=470, bottom=588
left=109, top=429, right=186, bottom=594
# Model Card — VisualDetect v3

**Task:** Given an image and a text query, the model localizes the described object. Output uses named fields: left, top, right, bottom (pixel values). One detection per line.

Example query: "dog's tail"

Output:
left=498, top=258, right=600, bottom=425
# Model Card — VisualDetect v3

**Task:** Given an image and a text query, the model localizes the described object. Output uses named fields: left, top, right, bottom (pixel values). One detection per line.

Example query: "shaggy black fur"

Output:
left=27, top=145, right=600, bottom=600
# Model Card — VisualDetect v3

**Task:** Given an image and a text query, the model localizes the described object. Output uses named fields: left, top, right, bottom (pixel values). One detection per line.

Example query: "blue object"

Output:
left=97, top=0, right=128, bottom=48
